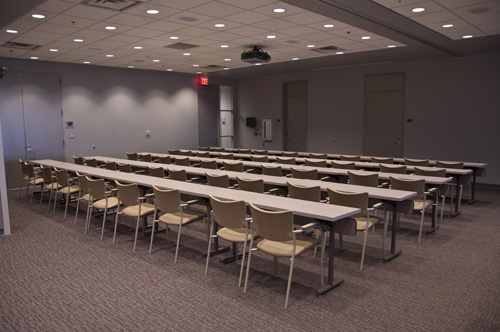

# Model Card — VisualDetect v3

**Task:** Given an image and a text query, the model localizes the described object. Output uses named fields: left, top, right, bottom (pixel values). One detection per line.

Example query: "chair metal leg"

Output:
left=204, top=219, right=215, bottom=275
left=284, top=256, right=295, bottom=308
left=112, top=211, right=121, bottom=244
left=133, top=215, right=141, bottom=251
left=100, top=207, right=108, bottom=240
left=174, top=222, right=183, bottom=263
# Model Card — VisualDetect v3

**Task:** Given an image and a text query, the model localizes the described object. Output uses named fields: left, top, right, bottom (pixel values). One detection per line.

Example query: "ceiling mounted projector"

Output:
left=241, top=47, right=271, bottom=64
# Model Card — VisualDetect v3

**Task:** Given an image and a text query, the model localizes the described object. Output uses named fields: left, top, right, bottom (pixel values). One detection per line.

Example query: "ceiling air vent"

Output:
left=1, top=41, right=40, bottom=50
left=164, top=43, right=199, bottom=50
left=81, top=0, right=142, bottom=12
left=178, top=16, right=199, bottom=23
left=310, top=45, right=344, bottom=54
left=202, top=65, right=223, bottom=69
left=469, top=6, right=489, bottom=14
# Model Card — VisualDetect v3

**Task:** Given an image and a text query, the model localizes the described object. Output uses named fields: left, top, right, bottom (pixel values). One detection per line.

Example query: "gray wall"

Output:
left=236, top=52, right=500, bottom=185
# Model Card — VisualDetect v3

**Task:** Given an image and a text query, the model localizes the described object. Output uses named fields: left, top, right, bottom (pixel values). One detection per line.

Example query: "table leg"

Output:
left=426, top=191, right=438, bottom=235
left=470, top=169, right=477, bottom=203
left=317, top=221, right=344, bottom=296
left=384, top=201, right=402, bottom=262
left=452, top=175, right=462, bottom=217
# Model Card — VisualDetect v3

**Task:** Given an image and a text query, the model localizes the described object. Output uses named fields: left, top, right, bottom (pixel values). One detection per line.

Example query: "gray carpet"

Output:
left=1, top=187, right=499, bottom=331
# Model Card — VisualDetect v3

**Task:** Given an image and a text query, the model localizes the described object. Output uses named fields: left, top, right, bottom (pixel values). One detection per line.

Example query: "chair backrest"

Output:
left=180, top=150, right=193, bottom=156
left=253, top=149, right=268, bottom=155
left=198, top=146, right=211, bottom=151
left=249, top=203, right=293, bottom=242
left=371, top=156, right=393, bottom=164
left=126, top=152, right=138, bottom=160
left=25, top=163, right=37, bottom=179
left=276, top=157, right=296, bottom=165
left=281, top=151, right=298, bottom=157
left=148, top=166, right=165, bottom=178
left=153, top=186, right=180, bottom=214
left=168, top=168, right=187, bottom=181
left=348, top=171, right=378, bottom=187
left=206, top=173, right=229, bottom=188
left=340, top=154, right=361, bottom=161
left=251, top=155, right=268, bottom=162
left=238, top=148, right=252, bottom=154
left=309, top=153, right=327, bottom=159
left=213, top=147, right=225, bottom=152
left=158, top=156, right=171, bottom=164
left=168, top=149, right=180, bottom=155
left=379, top=164, right=407, bottom=174
left=327, top=189, right=367, bottom=218
left=76, top=172, right=90, bottom=194
left=115, top=181, right=140, bottom=206
left=87, top=177, right=107, bottom=200
left=436, top=161, right=464, bottom=169
left=105, top=161, right=117, bottom=171
left=141, top=154, right=152, bottom=162
left=209, top=196, right=247, bottom=229
left=331, top=160, right=356, bottom=170
left=223, top=161, right=243, bottom=172
left=290, top=167, right=317, bottom=180
left=174, top=157, right=190, bottom=166
left=404, top=158, right=429, bottom=166
left=305, top=159, right=327, bottom=167
left=390, top=176, right=425, bottom=200
left=414, top=167, right=446, bottom=177
left=73, top=156, right=84, bottom=165
left=236, top=177, right=264, bottom=193
left=287, top=182, right=321, bottom=202
left=85, top=158, right=98, bottom=167
left=55, top=169, right=70, bottom=187
left=262, top=164, right=282, bottom=177
left=219, top=153, right=234, bottom=160
left=19, top=159, right=28, bottom=176
left=41, top=165, right=53, bottom=183
left=118, top=163, right=132, bottom=173
left=200, top=159, right=217, bottom=169
left=197, top=151, right=210, bottom=158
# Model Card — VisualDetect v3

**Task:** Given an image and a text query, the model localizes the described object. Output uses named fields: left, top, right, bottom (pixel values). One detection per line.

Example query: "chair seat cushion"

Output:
left=355, top=216, right=383, bottom=231
left=29, top=178, right=44, bottom=185
left=413, top=199, right=432, bottom=211
left=217, top=227, right=255, bottom=243
left=81, top=194, right=90, bottom=202
left=257, top=234, right=319, bottom=257
left=158, top=209, right=206, bottom=226
left=122, top=203, right=155, bottom=217
left=93, top=197, right=120, bottom=210
left=45, top=183, right=62, bottom=190
left=60, top=185, right=79, bottom=195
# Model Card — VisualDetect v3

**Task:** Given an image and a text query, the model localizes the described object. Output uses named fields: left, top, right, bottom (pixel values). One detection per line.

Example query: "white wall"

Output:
left=236, top=52, right=500, bottom=185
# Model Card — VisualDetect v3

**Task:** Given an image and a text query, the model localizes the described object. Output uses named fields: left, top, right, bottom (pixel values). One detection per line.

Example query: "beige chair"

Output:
left=331, top=160, right=356, bottom=170
left=25, top=162, right=44, bottom=203
left=104, top=161, right=117, bottom=171
left=85, top=158, right=98, bottom=168
left=118, top=163, right=133, bottom=173
left=348, top=171, right=378, bottom=187
left=113, top=181, right=155, bottom=251
left=287, top=182, right=321, bottom=202
left=197, top=151, right=210, bottom=158
left=276, top=157, right=296, bottom=165
left=158, top=156, right=171, bottom=164
left=174, top=157, right=190, bottom=166
left=414, top=167, right=448, bottom=222
left=87, top=177, right=119, bottom=240
left=305, top=158, right=327, bottom=167
left=19, top=159, right=30, bottom=198
left=213, top=147, right=225, bottom=152
left=236, top=177, right=264, bottom=193
left=74, top=172, right=91, bottom=225
left=371, top=156, right=393, bottom=164
left=309, top=153, right=327, bottom=159
left=238, top=148, right=252, bottom=154
left=150, top=186, right=206, bottom=262
left=379, top=164, right=407, bottom=174
left=390, top=176, right=437, bottom=243
left=198, top=146, right=211, bottom=151
left=53, top=169, right=80, bottom=218
left=141, top=154, right=153, bottom=162
left=180, top=150, right=193, bottom=156
left=262, top=164, right=282, bottom=177
left=126, top=152, right=138, bottom=160
left=281, top=151, right=298, bottom=157
left=206, top=196, right=254, bottom=284
left=200, top=159, right=217, bottom=169
left=290, top=167, right=317, bottom=180
left=206, top=173, right=230, bottom=188
left=168, top=149, right=181, bottom=155
left=223, top=161, right=243, bottom=172
left=219, top=152, right=234, bottom=160
left=40, top=165, right=59, bottom=210
left=340, top=154, right=361, bottom=161
left=73, top=156, right=84, bottom=165
left=404, top=158, right=429, bottom=166
left=148, top=166, right=165, bottom=178
left=168, top=168, right=188, bottom=182
left=251, top=155, right=268, bottom=162
left=436, top=161, right=471, bottom=206
left=327, top=189, right=387, bottom=270
left=253, top=149, right=268, bottom=155
left=245, top=203, right=325, bottom=308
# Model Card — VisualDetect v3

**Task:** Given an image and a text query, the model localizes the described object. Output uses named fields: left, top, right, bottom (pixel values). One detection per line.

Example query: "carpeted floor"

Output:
left=1, top=187, right=499, bottom=331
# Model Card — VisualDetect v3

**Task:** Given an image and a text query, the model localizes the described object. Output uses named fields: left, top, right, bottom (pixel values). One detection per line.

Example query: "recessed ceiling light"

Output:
left=255, top=63, right=262, bottom=66
left=214, top=23, right=225, bottom=28
left=193, top=64, right=199, bottom=67
left=106, top=54, right=114, bottom=57
left=49, top=48, right=58, bottom=52
left=32, top=14, right=45, bottom=19
left=6, top=29, right=18, bottom=34
left=323, top=24, right=334, bottom=28
left=128, top=65, right=134, bottom=68
left=153, top=59, right=160, bottom=62
left=83, top=61, right=90, bottom=64
left=292, top=57, right=299, bottom=60
left=361, top=36, right=371, bottom=40
left=336, top=51, right=344, bottom=55
left=412, top=7, right=425, bottom=13
left=273, top=8, right=285, bottom=13
left=220, top=44, right=228, bottom=48
left=134, top=46, right=143, bottom=49
left=462, top=35, right=473, bottom=39
left=442, top=24, right=454, bottom=28
left=105, top=26, right=116, bottom=30
left=183, top=52, right=191, bottom=56
left=166, top=69, right=173, bottom=71
left=224, top=58, right=231, bottom=61
left=73, top=38, right=84, bottom=42
left=30, top=56, right=38, bottom=59
left=170, top=36, right=179, bottom=40
left=388, top=45, right=396, bottom=48
left=146, top=9, right=159, bottom=14
left=267, top=35, right=276, bottom=39
left=223, top=68, right=229, bottom=70
left=307, top=44, right=315, bottom=48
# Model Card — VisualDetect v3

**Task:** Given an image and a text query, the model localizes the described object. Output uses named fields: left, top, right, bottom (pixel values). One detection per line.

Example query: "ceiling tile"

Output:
left=47, top=14, right=98, bottom=28
left=122, top=27, right=166, bottom=38
left=105, top=13, right=156, bottom=26
left=224, top=11, right=273, bottom=25
left=35, top=0, right=76, bottom=13
left=216, top=0, right=279, bottom=10
left=187, top=2, right=245, bottom=17
left=148, top=0, right=213, bottom=11
left=141, top=20, right=188, bottom=32
left=63, top=4, right=120, bottom=20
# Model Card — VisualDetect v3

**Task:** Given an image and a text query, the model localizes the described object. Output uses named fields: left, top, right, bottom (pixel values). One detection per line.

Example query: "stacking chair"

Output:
left=158, top=156, right=171, bottom=164
left=404, top=158, right=429, bottom=166
left=238, top=148, right=252, bottom=154
left=236, top=177, right=264, bottom=193
left=148, top=166, right=165, bottom=178
left=281, top=151, right=298, bottom=157
left=219, top=152, right=234, bottom=160
left=251, top=155, right=268, bottom=162
left=213, top=147, right=225, bottom=152
left=379, top=164, right=407, bottom=174
left=174, top=157, right=190, bottom=166
left=18, top=159, right=29, bottom=198
left=74, top=172, right=91, bottom=225
left=262, top=164, right=282, bottom=177
left=168, top=168, right=188, bottom=182
left=206, top=173, right=230, bottom=188
left=113, top=181, right=155, bottom=251
left=253, top=149, right=268, bottom=155
left=85, top=158, right=98, bottom=168
left=309, top=153, right=327, bottom=159
left=40, top=165, right=59, bottom=210
left=223, top=161, right=243, bottom=172
left=290, top=167, right=318, bottom=180
left=414, top=167, right=448, bottom=222
left=287, top=182, right=321, bottom=202
left=245, top=203, right=325, bottom=308
left=348, top=171, right=379, bottom=187
left=25, top=162, right=44, bottom=204
left=150, top=186, right=206, bottom=262
left=389, top=177, right=437, bottom=243
left=340, top=154, right=361, bottom=161
left=305, top=159, right=327, bottom=167
left=73, top=156, right=84, bottom=165
left=198, top=146, right=211, bottom=151
left=371, top=156, right=393, bottom=164
left=197, top=151, right=210, bottom=158
left=276, top=157, right=295, bottom=165
left=179, top=150, right=192, bottom=156
left=206, top=196, right=254, bottom=284
left=118, top=163, right=133, bottom=173
left=104, top=161, right=117, bottom=171
left=126, top=152, right=138, bottom=160
left=436, top=161, right=471, bottom=205
left=200, top=159, right=217, bottom=169
left=141, top=154, right=153, bottom=162
left=87, top=177, right=120, bottom=240
left=53, top=169, right=80, bottom=219
left=331, top=160, right=356, bottom=170
left=168, top=149, right=181, bottom=155
left=327, top=189, right=387, bottom=270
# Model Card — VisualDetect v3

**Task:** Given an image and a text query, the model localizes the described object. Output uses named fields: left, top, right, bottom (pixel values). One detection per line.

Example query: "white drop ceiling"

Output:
left=0, top=0, right=499, bottom=78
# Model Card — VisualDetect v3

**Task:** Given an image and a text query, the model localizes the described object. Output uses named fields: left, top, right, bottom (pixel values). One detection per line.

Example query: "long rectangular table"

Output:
left=33, top=159, right=360, bottom=296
